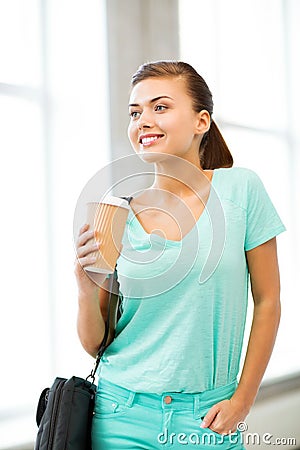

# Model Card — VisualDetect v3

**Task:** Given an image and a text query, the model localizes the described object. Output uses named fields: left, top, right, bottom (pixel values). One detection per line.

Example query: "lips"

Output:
left=139, top=134, right=164, bottom=146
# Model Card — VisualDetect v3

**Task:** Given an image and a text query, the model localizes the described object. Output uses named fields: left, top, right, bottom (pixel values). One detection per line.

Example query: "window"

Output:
left=0, top=1, right=109, bottom=447
left=179, top=0, right=300, bottom=381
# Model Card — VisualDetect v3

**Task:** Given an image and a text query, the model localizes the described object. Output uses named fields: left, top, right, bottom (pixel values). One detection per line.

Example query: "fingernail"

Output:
left=200, top=421, right=207, bottom=428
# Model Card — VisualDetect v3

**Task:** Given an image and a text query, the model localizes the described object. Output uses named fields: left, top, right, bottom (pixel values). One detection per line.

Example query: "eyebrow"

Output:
left=128, top=95, right=174, bottom=108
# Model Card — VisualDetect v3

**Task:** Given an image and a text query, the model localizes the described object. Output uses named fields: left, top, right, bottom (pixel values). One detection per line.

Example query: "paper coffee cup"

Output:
left=84, top=196, right=130, bottom=274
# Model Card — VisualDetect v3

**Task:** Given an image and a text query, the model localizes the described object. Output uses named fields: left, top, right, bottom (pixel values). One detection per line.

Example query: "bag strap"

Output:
left=87, top=196, right=133, bottom=383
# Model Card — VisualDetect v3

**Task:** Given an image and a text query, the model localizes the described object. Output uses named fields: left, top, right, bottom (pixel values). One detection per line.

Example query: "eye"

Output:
left=129, top=111, right=141, bottom=119
left=155, top=104, right=167, bottom=112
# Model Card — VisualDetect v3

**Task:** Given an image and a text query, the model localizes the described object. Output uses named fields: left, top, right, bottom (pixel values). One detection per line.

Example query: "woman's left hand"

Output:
left=200, top=397, right=249, bottom=435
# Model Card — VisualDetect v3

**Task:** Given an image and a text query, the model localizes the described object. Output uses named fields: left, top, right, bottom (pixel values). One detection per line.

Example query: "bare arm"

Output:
left=232, top=237, right=281, bottom=408
left=76, top=283, right=107, bottom=358
left=75, top=224, right=113, bottom=358
left=201, top=237, right=281, bottom=434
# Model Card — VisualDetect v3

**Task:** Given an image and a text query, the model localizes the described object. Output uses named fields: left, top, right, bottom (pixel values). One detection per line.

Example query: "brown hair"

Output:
left=131, top=61, right=233, bottom=169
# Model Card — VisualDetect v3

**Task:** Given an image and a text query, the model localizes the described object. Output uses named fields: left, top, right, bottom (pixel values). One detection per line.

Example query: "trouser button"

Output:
left=164, top=395, right=172, bottom=404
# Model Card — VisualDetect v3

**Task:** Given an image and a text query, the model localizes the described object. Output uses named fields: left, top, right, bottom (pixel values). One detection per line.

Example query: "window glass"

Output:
left=0, top=96, right=50, bottom=420
left=0, top=0, right=42, bottom=85
left=180, top=0, right=287, bottom=130
left=0, top=0, right=109, bottom=447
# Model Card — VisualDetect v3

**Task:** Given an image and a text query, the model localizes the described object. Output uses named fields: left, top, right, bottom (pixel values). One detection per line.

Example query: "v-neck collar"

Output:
left=128, top=169, right=219, bottom=244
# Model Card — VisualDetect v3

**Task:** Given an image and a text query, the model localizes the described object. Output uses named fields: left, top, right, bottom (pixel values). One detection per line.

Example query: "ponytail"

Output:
left=200, top=120, right=233, bottom=170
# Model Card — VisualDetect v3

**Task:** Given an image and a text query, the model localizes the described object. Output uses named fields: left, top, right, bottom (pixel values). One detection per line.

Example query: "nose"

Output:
left=137, top=110, right=152, bottom=129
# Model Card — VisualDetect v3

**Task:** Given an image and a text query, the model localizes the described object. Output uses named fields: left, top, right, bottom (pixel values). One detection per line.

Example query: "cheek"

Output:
left=157, top=116, right=185, bottom=136
left=127, top=124, right=136, bottom=144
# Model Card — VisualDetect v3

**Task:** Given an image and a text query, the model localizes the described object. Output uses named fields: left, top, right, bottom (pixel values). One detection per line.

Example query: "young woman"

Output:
left=75, top=61, right=285, bottom=449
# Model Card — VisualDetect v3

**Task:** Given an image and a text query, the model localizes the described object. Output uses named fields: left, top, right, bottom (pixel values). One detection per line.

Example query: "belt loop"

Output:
left=125, top=391, right=135, bottom=408
left=193, top=394, right=201, bottom=418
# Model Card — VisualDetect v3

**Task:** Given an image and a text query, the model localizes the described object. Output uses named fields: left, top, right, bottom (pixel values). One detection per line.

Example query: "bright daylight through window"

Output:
left=0, top=0, right=109, bottom=448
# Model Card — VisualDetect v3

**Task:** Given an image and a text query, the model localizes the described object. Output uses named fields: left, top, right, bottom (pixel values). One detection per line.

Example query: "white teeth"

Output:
left=141, top=136, right=159, bottom=144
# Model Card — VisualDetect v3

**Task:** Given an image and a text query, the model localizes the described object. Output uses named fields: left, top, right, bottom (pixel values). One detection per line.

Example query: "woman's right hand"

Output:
left=74, top=224, right=106, bottom=296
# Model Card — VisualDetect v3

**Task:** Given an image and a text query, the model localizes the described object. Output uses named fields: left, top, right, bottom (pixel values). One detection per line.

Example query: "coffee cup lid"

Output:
left=87, top=196, right=130, bottom=209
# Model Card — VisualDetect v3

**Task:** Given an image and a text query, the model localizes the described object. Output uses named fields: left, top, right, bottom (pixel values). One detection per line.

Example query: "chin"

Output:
left=137, top=149, right=177, bottom=164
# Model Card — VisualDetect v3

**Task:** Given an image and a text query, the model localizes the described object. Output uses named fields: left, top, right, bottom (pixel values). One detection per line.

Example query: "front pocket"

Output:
left=93, top=391, right=129, bottom=419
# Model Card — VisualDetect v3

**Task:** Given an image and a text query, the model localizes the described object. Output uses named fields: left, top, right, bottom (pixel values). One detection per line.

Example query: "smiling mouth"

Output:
left=139, top=135, right=164, bottom=146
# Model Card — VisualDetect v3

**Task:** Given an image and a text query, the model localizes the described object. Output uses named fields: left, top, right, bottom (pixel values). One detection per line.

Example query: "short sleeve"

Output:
left=244, top=171, right=286, bottom=251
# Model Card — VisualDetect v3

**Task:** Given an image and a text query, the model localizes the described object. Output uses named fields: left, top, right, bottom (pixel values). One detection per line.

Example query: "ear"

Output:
left=194, top=110, right=211, bottom=135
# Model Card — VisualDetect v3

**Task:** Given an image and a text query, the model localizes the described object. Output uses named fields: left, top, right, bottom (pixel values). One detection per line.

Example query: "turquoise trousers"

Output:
left=92, top=378, right=245, bottom=449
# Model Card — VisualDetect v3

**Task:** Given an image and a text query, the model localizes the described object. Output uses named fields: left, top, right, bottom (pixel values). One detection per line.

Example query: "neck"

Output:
left=150, top=155, right=211, bottom=197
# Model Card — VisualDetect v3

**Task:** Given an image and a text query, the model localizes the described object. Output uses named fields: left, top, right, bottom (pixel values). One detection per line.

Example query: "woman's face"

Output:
left=127, top=77, right=208, bottom=163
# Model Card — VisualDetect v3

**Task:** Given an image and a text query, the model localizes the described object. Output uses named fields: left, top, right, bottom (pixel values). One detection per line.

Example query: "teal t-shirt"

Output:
left=99, top=167, right=286, bottom=393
